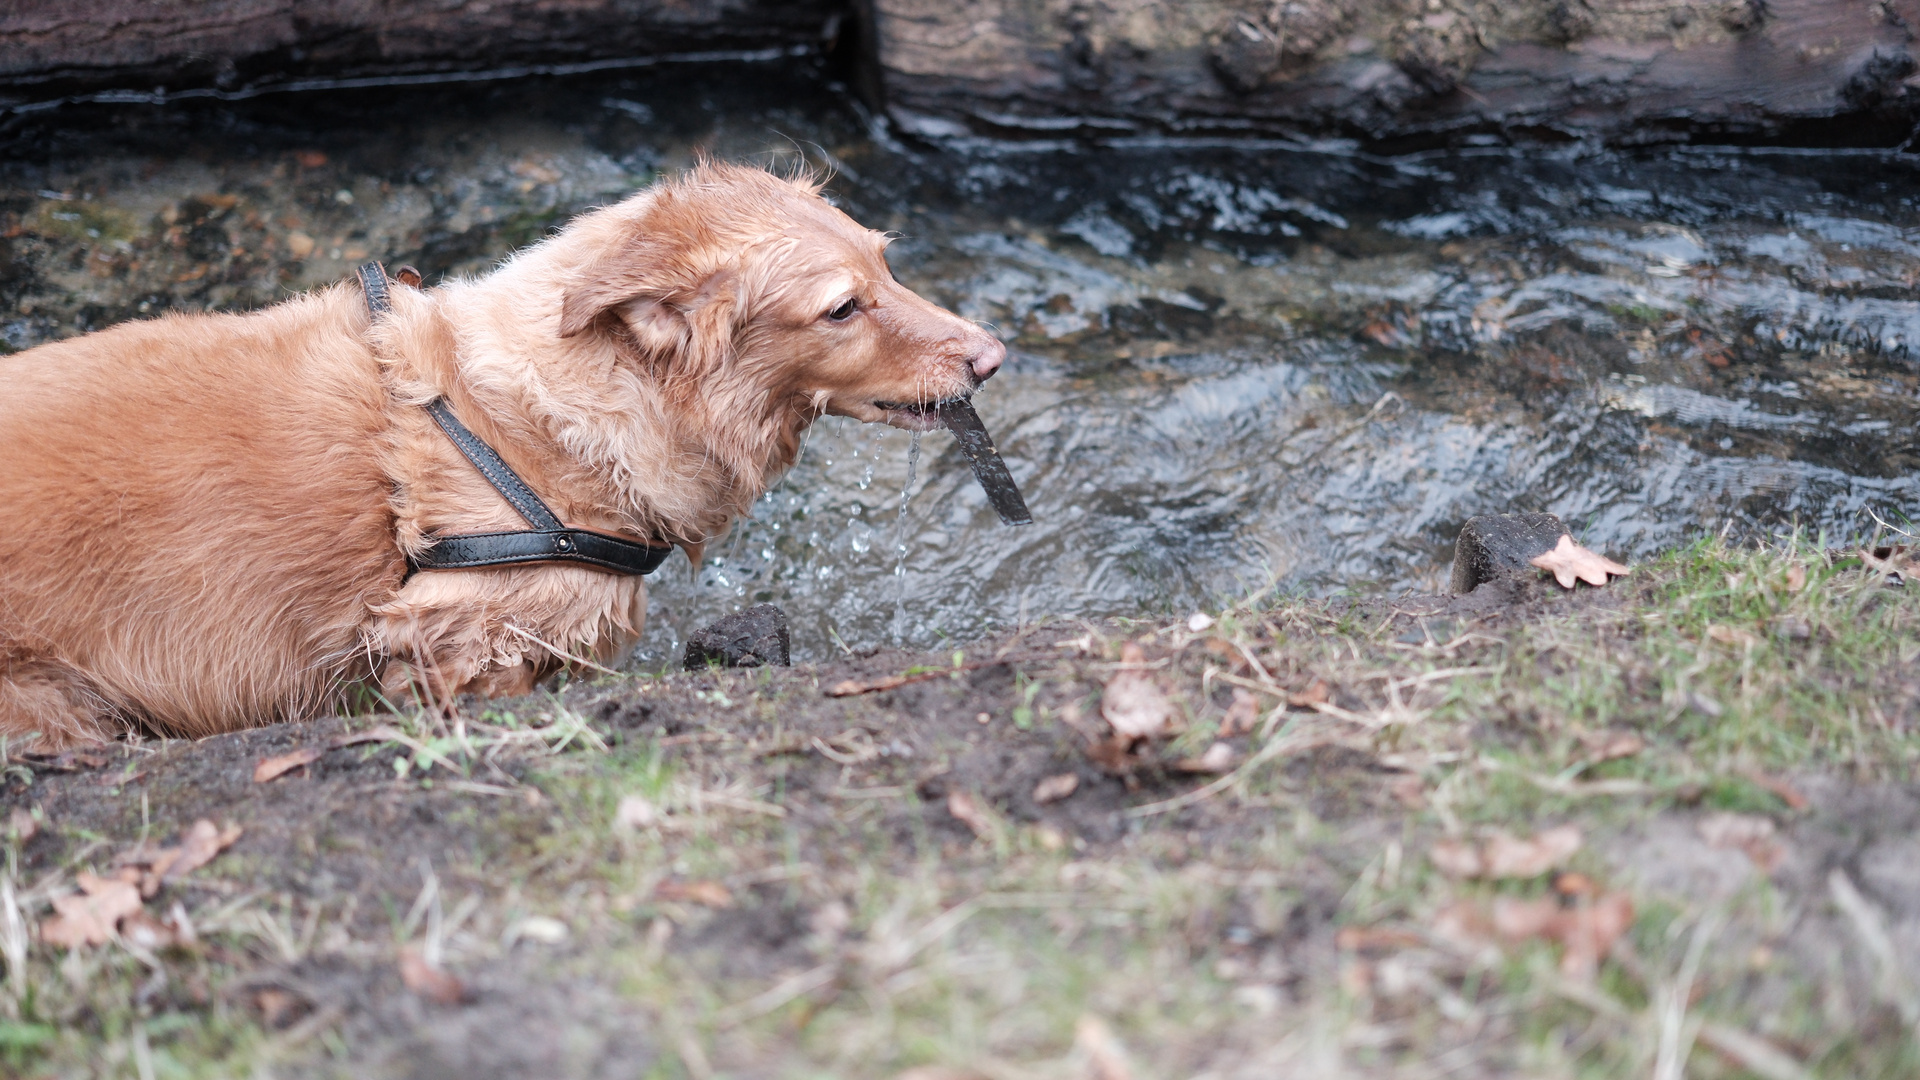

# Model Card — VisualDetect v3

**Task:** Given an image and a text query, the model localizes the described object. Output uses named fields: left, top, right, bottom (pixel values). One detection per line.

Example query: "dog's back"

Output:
left=0, top=287, right=402, bottom=744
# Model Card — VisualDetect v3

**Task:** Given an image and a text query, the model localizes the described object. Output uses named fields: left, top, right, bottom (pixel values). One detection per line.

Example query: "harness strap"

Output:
left=358, top=261, right=675, bottom=578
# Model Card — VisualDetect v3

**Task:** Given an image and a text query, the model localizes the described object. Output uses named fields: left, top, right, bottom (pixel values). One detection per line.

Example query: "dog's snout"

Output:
left=969, top=336, right=1006, bottom=382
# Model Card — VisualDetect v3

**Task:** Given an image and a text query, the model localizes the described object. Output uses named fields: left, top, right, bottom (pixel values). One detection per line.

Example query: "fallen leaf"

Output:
left=1082, top=734, right=1137, bottom=776
left=398, top=946, right=469, bottom=1005
left=1032, top=773, right=1080, bottom=805
left=1740, top=768, right=1809, bottom=811
left=1529, top=534, right=1630, bottom=589
left=1176, top=742, right=1238, bottom=774
left=18, top=750, right=108, bottom=772
left=40, top=871, right=143, bottom=947
left=1707, top=624, right=1760, bottom=648
left=1698, top=812, right=1784, bottom=873
left=1219, top=688, right=1260, bottom=735
left=947, top=789, right=997, bottom=840
left=1553, top=871, right=1599, bottom=897
left=1428, top=840, right=1483, bottom=879
left=7, top=806, right=36, bottom=842
left=654, top=879, right=734, bottom=908
left=1387, top=774, right=1427, bottom=808
left=292, top=149, right=328, bottom=168
left=1577, top=730, right=1645, bottom=763
left=1431, top=826, right=1581, bottom=879
left=251, top=986, right=311, bottom=1029
left=1287, top=679, right=1330, bottom=708
left=1102, top=642, right=1173, bottom=740
left=1448, top=890, right=1634, bottom=982
left=1785, top=564, right=1807, bottom=592
left=152, top=820, right=243, bottom=895
left=1483, top=825, right=1582, bottom=878
left=253, top=747, right=324, bottom=783
left=118, top=909, right=179, bottom=952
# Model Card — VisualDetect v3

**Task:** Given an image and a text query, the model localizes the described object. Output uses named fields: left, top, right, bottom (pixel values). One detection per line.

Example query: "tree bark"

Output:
left=0, top=0, right=846, bottom=106
left=872, top=0, right=1920, bottom=148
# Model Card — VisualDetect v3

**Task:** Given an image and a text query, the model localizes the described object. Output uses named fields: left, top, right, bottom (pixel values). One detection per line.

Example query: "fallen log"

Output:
left=0, top=0, right=847, bottom=107
left=873, top=0, right=1920, bottom=148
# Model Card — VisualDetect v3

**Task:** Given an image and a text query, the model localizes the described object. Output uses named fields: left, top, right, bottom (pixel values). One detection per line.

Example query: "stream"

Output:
left=3, top=65, right=1916, bottom=667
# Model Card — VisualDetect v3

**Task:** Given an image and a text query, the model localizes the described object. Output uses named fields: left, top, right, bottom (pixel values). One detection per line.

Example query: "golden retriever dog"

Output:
left=0, top=162, right=1004, bottom=748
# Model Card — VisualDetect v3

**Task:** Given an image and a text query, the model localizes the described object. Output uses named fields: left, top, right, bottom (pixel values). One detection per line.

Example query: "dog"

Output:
left=0, top=162, right=1004, bottom=748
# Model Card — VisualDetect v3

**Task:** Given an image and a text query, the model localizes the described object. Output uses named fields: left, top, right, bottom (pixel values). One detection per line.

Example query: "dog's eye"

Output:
left=827, top=298, right=858, bottom=322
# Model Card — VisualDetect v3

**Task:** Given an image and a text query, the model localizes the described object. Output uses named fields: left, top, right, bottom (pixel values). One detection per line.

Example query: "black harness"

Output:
left=360, top=262, right=676, bottom=578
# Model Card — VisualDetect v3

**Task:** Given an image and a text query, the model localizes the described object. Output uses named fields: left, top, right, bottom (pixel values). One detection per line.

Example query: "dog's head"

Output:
left=557, top=163, right=1004, bottom=434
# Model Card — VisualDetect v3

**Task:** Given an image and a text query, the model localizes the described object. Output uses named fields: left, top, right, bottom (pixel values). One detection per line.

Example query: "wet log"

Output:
left=873, top=0, right=1920, bottom=148
left=0, top=0, right=846, bottom=106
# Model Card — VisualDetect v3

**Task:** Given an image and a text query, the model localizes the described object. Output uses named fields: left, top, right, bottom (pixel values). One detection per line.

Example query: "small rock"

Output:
left=1449, top=513, right=1569, bottom=594
left=682, top=603, right=790, bottom=670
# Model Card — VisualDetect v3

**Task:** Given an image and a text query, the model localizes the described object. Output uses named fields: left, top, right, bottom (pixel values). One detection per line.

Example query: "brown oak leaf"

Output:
left=1529, top=534, right=1629, bottom=589
left=40, top=871, right=143, bottom=948
left=1102, top=642, right=1174, bottom=740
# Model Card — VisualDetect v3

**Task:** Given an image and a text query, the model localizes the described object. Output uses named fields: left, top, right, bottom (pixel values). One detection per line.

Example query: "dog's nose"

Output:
left=969, top=337, right=1006, bottom=382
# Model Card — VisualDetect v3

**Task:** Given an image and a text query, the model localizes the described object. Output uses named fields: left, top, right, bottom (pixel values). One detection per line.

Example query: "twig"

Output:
left=1126, top=721, right=1348, bottom=818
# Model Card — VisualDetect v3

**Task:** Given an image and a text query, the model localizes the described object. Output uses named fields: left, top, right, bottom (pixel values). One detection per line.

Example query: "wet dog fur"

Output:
left=0, top=162, right=1004, bottom=747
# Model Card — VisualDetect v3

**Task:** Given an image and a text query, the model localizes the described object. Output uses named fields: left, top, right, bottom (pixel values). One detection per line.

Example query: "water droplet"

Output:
left=893, top=432, right=922, bottom=645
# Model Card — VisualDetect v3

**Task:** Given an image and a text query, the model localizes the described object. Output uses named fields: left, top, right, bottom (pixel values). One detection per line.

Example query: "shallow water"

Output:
left=3, top=67, right=1916, bottom=666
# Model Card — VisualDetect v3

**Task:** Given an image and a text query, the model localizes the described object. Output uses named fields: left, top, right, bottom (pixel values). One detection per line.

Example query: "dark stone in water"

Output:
left=1450, top=513, right=1569, bottom=595
left=683, top=604, right=790, bottom=669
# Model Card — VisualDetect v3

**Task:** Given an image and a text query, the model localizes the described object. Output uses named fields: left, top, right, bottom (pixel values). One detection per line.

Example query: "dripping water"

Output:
left=892, top=431, right=921, bottom=645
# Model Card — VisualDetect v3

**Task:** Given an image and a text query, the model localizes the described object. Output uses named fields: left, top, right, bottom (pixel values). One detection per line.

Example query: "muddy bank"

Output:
left=7, top=2, right=1920, bottom=149
left=4, top=543, right=1916, bottom=1076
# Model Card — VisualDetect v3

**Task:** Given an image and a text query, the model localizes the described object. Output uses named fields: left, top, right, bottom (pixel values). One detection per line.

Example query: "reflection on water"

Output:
left=2, top=70, right=1916, bottom=666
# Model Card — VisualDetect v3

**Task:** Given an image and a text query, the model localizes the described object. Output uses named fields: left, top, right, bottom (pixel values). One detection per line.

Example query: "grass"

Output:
left=2, top=536, right=1917, bottom=1077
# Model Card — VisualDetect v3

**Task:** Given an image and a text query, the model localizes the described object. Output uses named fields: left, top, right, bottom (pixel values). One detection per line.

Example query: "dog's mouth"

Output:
left=872, top=397, right=966, bottom=431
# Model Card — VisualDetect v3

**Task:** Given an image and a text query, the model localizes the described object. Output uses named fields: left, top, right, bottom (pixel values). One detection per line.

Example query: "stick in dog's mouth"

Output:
left=871, top=397, right=1031, bottom=526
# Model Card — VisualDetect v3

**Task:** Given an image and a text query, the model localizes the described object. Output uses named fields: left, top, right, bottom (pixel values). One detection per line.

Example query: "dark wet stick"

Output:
left=935, top=399, right=1032, bottom=527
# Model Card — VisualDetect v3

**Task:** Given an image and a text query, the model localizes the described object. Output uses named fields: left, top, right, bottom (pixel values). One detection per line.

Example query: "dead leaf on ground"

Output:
left=1431, top=825, right=1581, bottom=880
left=251, top=986, right=313, bottom=1030
left=1436, top=891, right=1634, bottom=981
left=1707, top=624, right=1761, bottom=649
left=1219, top=687, right=1260, bottom=735
left=117, top=819, right=244, bottom=897
left=1102, top=642, right=1174, bottom=740
left=7, top=806, right=36, bottom=842
left=1577, top=730, right=1645, bottom=763
left=1082, top=735, right=1138, bottom=777
left=947, top=789, right=997, bottom=840
left=654, top=879, right=735, bottom=908
left=1529, top=534, right=1630, bottom=589
left=252, top=747, right=324, bottom=783
left=118, top=909, right=181, bottom=952
left=1858, top=545, right=1913, bottom=586
left=1785, top=563, right=1807, bottom=592
left=40, top=871, right=143, bottom=947
left=1032, top=773, right=1080, bottom=805
left=1740, top=768, right=1809, bottom=811
left=1698, top=812, right=1785, bottom=873
left=398, top=946, right=470, bottom=1005
left=1175, top=742, right=1237, bottom=774
left=1387, top=774, right=1427, bottom=808
left=1288, top=679, right=1330, bottom=708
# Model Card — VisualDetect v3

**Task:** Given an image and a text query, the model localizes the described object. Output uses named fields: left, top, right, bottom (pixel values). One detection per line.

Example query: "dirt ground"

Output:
left=3, top=540, right=1918, bottom=1079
